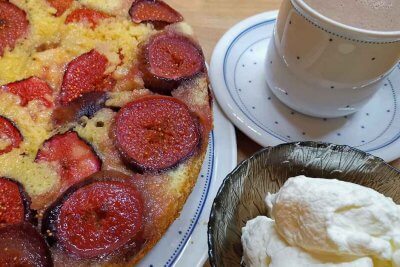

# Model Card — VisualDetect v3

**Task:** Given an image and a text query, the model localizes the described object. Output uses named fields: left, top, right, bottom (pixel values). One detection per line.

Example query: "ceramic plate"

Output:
left=208, top=142, right=400, bottom=266
left=210, top=11, right=400, bottom=162
left=137, top=102, right=237, bottom=267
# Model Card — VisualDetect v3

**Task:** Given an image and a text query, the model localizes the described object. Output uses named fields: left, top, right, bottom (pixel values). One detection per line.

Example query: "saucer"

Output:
left=210, top=11, right=400, bottom=162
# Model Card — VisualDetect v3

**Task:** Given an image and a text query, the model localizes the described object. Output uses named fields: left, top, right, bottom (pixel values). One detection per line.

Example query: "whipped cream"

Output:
left=242, top=216, right=373, bottom=267
left=241, top=175, right=400, bottom=267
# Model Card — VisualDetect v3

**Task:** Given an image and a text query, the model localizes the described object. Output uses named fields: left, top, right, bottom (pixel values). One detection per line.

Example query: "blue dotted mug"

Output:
left=265, top=0, right=400, bottom=118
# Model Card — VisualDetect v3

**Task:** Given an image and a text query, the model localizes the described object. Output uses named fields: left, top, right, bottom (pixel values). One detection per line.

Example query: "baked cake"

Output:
left=0, top=0, right=212, bottom=265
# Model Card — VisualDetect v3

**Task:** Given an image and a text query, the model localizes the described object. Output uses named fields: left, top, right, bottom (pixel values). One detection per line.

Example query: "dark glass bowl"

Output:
left=208, top=142, right=400, bottom=266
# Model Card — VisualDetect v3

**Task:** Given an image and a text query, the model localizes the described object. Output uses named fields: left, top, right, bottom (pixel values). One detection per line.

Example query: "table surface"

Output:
left=168, top=0, right=400, bottom=265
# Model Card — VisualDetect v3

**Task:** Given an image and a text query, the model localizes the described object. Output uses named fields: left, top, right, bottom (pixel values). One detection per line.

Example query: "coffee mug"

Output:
left=265, top=0, right=400, bottom=118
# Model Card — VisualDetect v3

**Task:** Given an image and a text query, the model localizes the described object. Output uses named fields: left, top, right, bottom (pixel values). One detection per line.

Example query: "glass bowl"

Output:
left=207, top=142, right=400, bottom=266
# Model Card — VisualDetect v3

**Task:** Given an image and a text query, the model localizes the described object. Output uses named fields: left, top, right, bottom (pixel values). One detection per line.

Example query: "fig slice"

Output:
left=0, top=177, right=35, bottom=226
left=47, top=0, right=73, bottom=16
left=2, top=76, right=53, bottom=108
left=114, top=95, right=200, bottom=172
left=52, top=91, right=108, bottom=125
left=0, top=1, right=29, bottom=56
left=65, top=8, right=110, bottom=28
left=138, top=32, right=205, bottom=94
left=35, top=131, right=102, bottom=193
left=129, top=0, right=183, bottom=28
left=42, top=171, right=143, bottom=259
left=58, top=49, right=115, bottom=106
left=0, top=223, right=53, bottom=267
left=0, top=116, right=23, bottom=155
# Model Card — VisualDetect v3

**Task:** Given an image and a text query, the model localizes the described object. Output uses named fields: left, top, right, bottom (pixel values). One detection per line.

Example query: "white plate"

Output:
left=210, top=11, right=400, bottom=162
left=137, top=102, right=237, bottom=267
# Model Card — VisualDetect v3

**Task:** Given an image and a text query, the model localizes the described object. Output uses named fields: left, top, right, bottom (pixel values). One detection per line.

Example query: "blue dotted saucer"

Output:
left=210, top=11, right=400, bottom=162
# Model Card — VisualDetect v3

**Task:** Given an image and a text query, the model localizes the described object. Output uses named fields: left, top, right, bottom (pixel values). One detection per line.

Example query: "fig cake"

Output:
left=0, top=0, right=212, bottom=265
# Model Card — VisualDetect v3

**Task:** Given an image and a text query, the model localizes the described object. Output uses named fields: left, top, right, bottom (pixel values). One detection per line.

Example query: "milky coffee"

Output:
left=302, top=0, right=400, bottom=32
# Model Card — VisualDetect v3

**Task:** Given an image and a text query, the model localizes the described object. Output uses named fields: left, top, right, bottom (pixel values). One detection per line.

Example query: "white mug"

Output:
left=265, top=0, right=400, bottom=118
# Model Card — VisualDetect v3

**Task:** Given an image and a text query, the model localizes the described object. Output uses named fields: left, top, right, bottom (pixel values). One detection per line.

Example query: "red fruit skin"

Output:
left=58, top=49, right=115, bottom=106
left=114, top=95, right=200, bottom=172
left=0, top=116, right=23, bottom=155
left=138, top=32, right=205, bottom=94
left=0, top=177, right=36, bottom=226
left=35, top=131, right=102, bottom=194
left=0, top=1, right=29, bottom=56
left=41, top=171, right=144, bottom=260
left=2, top=76, right=53, bottom=108
left=47, top=0, right=73, bottom=16
left=129, top=0, right=183, bottom=28
left=65, top=8, right=110, bottom=28
left=0, top=223, right=53, bottom=267
left=52, top=91, right=108, bottom=126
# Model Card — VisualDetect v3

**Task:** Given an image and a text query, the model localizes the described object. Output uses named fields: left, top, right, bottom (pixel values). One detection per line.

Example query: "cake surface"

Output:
left=0, top=0, right=212, bottom=265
